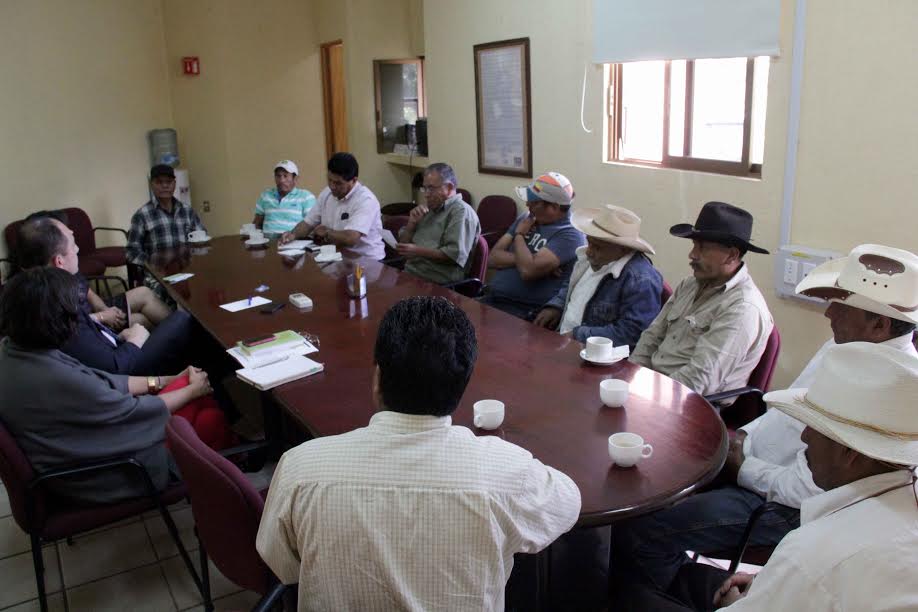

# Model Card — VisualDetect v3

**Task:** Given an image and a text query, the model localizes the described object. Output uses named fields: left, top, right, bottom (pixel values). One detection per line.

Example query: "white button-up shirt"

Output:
left=304, top=182, right=386, bottom=260
left=738, top=333, right=918, bottom=507
left=728, top=469, right=918, bottom=611
left=559, top=248, right=633, bottom=335
left=256, top=411, right=581, bottom=611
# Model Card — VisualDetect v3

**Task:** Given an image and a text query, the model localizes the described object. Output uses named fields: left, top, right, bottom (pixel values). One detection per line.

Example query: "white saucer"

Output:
left=245, top=237, right=269, bottom=246
left=580, top=349, right=626, bottom=365
left=188, top=236, right=211, bottom=244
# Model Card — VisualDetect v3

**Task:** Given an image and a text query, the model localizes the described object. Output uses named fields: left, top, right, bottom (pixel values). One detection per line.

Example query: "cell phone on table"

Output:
left=242, top=333, right=276, bottom=347
left=259, top=302, right=285, bottom=315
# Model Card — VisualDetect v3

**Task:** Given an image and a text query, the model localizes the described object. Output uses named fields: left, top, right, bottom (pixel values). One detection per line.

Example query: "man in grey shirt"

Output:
left=397, top=163, right=481, bottom=285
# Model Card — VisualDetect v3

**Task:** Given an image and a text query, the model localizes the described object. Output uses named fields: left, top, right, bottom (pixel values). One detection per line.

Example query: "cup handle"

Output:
left=642, top=444, right=653, bottom=458
left=473, top=414, right=482, bottom=428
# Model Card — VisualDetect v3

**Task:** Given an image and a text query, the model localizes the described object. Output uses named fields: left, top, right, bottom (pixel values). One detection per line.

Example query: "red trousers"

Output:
left=161, top=375, right=238, bottom=450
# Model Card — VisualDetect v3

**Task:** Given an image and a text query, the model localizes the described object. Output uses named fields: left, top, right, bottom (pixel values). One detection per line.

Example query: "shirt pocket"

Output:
left=589, top=300, right=619, bottom=322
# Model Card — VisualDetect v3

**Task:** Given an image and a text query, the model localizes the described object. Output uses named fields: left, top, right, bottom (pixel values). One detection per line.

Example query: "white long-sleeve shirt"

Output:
left=728, top=469, right=918, bottom=611
left=737, top=332, right=918, bottom=507
left=256, top=411, right=581, bottom=611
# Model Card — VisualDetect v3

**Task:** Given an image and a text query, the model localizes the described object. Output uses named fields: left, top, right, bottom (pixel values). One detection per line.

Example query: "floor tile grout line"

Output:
left=142, top=511, right=182, bottom=611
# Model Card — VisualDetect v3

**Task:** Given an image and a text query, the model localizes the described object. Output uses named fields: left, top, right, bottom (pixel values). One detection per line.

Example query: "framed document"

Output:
left=473, top=38, right=532, bottom=177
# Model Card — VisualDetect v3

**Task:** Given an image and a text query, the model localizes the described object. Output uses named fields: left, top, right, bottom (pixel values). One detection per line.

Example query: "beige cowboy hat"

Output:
left=764, top=342, right=918, bottom=467
left=796, top=244, right=918, bottom=324
left=571, top=205, right=655, bottom=255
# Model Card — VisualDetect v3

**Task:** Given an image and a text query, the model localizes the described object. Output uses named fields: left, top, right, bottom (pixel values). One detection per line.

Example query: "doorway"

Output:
left=320, top=40, right=348, bottom=158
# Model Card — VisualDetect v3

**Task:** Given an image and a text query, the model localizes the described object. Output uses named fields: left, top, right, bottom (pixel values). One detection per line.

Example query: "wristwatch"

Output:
left=147, top=376, right=160, bottom=394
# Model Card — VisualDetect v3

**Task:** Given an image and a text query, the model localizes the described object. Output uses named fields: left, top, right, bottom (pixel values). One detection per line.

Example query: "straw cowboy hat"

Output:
left=764, top=342, right=918, bottom=467
left=796, top=244, right=918, bottom=324
left=669, top=201, right=769, bottom=254
left=571, top=205, right=655, bottom=254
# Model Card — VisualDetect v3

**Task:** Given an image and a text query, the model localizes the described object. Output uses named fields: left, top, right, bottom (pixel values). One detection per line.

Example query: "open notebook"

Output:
left=236, top=355, right=324, bottom=391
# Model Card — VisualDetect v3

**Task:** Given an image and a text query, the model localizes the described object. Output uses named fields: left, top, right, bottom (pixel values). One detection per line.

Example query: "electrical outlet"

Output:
left=203, top=200, right=211, bottom=212
left=774, top=244, right=843, bottom=302
left=783, top=259, right=798, bottom=284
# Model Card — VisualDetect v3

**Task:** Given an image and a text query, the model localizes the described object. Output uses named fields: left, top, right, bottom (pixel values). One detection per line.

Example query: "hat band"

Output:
left=799, top=394, right=918, bottom=441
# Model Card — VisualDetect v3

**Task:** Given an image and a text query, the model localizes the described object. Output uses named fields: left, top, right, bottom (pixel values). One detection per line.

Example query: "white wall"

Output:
left=0, top=0, right=173, bottom=251
left=422, top=0, right=918, bottom=387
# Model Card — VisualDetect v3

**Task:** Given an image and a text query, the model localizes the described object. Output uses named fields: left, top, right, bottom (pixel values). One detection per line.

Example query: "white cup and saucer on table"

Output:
left=245, top=230, right=269, bottom=247
left=240, top=223, right=256, bottom=236
left=608, top=432, right=653, bottom=467
left=187, top=229, right=211, bottom=244
left=473, top=399, right=505, bottom=430
left=580, top=336, right=627, bottom=365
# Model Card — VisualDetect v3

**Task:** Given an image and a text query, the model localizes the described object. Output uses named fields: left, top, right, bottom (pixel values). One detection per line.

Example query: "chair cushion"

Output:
left=93, top=246, right=127, bottom=268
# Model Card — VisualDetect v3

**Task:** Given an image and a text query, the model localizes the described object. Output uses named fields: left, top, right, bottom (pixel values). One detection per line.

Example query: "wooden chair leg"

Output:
left=30, top=534, right=48, bottom=612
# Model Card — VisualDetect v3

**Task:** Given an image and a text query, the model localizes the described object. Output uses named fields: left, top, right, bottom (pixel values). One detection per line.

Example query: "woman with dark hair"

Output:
left=0, top=267, right=226, bottom=504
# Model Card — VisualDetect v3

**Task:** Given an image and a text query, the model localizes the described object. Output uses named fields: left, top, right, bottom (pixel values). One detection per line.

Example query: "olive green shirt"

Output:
left=402, top=194, right=481, bottom=285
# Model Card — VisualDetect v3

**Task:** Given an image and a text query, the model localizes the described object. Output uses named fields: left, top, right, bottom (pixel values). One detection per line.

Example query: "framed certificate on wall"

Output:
left=473, top=37, right=532, bottom=177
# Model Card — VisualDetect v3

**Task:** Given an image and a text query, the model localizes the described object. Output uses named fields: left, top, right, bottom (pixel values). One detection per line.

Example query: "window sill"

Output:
left=602, top=159, right=763, bottom=181
left=382, top=153, right=430, bottom=168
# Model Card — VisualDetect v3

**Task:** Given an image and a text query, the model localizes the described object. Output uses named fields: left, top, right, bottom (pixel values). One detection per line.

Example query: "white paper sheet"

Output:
left=163, top=272, right=194, bottom=283
left=219, top=296, right=271, bottom=312
left=381, top=229, right=398, bottom=249
left=279, top=240, right=314, bottom=250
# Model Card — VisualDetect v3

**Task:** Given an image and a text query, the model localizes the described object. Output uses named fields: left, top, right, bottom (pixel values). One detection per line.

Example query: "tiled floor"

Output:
left=0, top=469, right=274, bottom=612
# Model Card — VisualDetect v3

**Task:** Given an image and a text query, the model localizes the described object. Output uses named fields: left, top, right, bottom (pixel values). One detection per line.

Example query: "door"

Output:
left=320, top=40, right=348, bottom=158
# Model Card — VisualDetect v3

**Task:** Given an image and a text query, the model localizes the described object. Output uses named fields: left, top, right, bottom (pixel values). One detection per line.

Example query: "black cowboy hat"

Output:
left=669, top=201, right=769, bottom=254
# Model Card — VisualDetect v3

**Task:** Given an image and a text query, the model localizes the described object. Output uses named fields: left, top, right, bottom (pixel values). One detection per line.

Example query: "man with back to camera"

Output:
left=278, top=152, right=385, bottom=260
left=397, top=162, right=481, bottom=284
left=482, top=172, right=586, bottom=319
left=252, top=159, right=316, bottom=234
left=256, top=296, right=581, bottom=610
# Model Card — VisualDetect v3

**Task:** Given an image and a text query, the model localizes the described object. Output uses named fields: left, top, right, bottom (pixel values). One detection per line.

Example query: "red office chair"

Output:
left=705, top=326, right=782, bottom=430
left=58, top=207, right=128, bottom=270
left=0, top=419, right=202, bottom=612
left=457, top=188, right=473, bottom=207
left=476, top=195, right=518, bottom=248
left=380, top=202, right=415, bottom=217
left=443, top=235, right=489, bottom=298
left=166, top=417, right=289, bottom=612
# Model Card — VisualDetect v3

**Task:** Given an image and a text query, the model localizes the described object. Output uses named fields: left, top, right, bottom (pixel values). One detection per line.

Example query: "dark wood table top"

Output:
left=150, top=236, right=727, bottom=527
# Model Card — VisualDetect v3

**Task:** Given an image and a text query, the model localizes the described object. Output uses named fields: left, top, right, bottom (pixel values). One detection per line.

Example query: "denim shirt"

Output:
left=545, top=252, right=662, bottom=348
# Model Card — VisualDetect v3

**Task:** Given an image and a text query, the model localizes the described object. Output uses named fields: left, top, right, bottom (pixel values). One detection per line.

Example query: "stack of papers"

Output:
left=236, top=355, right=324, bottom=390
left=226, top=331, right=318, bottom=368
left=279, top=240, right=314, bottom=250
left=315, top=252, right=343, bottom=263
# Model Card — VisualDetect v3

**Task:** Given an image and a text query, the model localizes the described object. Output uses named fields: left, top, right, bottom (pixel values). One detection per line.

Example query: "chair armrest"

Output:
left=29, top=456, right=159, bottom=498
left=93, top=226, right=129, bottom=241
left=728, top=501, right=783, bottom=573
left=86, top=274, right=129, bottom=297
left=251, top=582, right=291, bottom=612
left=704, top=386, right=762, bottom=405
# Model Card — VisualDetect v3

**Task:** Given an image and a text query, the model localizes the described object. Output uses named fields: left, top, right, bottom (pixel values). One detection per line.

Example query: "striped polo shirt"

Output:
left=255, top=187, right=317, bottom=234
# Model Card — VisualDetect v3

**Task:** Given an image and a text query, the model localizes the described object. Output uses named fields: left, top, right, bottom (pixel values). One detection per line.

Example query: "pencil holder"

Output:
left=346, top=273, right=367, bottom=298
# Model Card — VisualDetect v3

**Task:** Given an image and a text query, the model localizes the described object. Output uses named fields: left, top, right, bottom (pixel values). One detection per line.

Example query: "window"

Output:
left=606, top=57, right=769, bottom=177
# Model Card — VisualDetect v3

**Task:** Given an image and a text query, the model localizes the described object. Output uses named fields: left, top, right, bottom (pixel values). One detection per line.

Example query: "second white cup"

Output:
left=600, top=379, right=629, bottom=407
left=608, top=432, right=653, bottom=467
left=473, top=399, right=505, bottom=430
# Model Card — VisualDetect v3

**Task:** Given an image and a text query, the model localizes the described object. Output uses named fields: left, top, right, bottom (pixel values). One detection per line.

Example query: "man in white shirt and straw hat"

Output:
left=533, top=204, right=663, bottom=350
left=620, top=341, right=918, bottom=611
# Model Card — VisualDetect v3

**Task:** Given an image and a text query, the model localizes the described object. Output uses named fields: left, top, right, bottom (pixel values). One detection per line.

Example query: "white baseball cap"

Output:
left=274, top=160, right=299, bottom=175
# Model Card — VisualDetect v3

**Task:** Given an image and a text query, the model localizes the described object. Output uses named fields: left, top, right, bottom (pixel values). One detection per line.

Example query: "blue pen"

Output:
left=247, top=296, right=252, bottom=306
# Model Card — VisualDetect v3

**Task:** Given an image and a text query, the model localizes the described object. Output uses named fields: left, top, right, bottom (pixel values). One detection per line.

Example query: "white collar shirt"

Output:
left=256, top=410, right=581, bottom=611
left=304, top=181, right=386, bottom=260
left=738, top=333, right=918, bottom=507
left=728, top=469, right=918, bottom=611
left=559, top=248, right=633, bottom=335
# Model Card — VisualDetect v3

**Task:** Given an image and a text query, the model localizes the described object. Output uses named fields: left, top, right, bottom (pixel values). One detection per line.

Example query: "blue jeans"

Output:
left=611, top=486, right=799, bottom=590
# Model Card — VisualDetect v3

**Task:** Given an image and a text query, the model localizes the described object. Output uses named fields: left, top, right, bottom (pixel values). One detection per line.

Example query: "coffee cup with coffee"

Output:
left=473, top=399, right=505, bottom=430
left=608, top=432, right=653, bottom=467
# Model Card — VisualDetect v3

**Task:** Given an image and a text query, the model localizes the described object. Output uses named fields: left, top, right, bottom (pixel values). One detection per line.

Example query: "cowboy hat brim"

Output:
left=796, top=256, right=918, bottom=324
left=669, top=223, right=769, bottom=254
left=571, top=207, right=655, bottom=254
left=764, top=387, right=918, bottom=467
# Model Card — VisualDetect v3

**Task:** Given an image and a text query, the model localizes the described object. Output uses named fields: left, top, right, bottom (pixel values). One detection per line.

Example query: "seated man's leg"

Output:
left=131, top=309, right=194, bottom=375
left=610, top=486, right=798, bottom=591
left=126, top=286, right=172, bottom=327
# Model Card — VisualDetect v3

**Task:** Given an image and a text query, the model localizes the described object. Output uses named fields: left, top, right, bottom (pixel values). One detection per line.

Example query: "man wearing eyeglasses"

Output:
left=279, top=153, right=385, bottom=260
left=396, top=163, right=481, bottom=285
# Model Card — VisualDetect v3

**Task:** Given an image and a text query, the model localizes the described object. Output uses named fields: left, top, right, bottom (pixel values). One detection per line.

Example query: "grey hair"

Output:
left=425, top=163, right=459, bottom=189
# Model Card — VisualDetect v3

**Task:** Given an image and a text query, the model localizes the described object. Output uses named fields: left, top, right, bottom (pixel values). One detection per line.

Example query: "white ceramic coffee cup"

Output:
left=188, top=229, right=208, bottom=242
left=473, top=399, right=505, bottom=430
left=241, top=223, right=256, bottom=234
left=319, top=244, right=337, bottom=256
left=247, top=230, right=265, bottom=242
left=585, top=336, right=615, bottom=361
left=608, top=432, right=653, bottom=467
left=600, top=379, right=629, bottom=407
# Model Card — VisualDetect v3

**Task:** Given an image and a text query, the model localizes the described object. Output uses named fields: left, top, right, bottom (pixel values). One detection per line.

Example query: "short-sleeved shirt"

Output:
left=255, top=187, right=316, bottom=234
left=304, top=182, right=386, bottom=260
left=402, top=194, right=481, bottom=284
left=487, top=212, right=585, bottom=309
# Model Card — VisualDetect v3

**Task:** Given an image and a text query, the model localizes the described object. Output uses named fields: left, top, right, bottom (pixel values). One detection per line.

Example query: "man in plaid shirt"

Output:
left=127, top=164, right=206, bottom=299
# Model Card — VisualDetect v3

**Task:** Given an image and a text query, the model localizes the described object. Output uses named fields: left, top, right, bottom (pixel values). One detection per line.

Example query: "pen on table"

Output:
left=247, top=296, right=252, bottom=306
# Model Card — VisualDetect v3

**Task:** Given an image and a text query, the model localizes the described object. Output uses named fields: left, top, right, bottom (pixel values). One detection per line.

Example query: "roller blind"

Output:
left=593, top=0, right=781, bottom=63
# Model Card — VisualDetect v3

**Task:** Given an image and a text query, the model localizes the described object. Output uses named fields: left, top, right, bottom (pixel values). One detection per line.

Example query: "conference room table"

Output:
left=148, top=236, right=727, bottom=529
